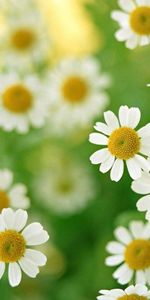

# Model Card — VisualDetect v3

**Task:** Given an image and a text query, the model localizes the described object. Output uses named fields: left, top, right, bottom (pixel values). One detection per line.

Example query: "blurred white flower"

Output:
left=89, top=105, right=150, bottom=181
left=0, top=73, right=50, bottom=133
left=132, top=170, right=150, bottom=221
left=0, top=208, right=49, bottom=287
left=106, top=221, right=150, bottom=285
left=97, top=284, right=150, bottom=300
left=46, top=57, right=110, bottom=135
left=0, top=11, right=51, bottom=70
left=34, top=160, right=96, bottom=215
left=0, top=169, right=30, bottom=211
left=111, top=0, right=150, bottom=49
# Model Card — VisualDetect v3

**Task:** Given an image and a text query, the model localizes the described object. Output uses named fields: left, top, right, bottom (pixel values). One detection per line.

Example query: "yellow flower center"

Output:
left=0, top=230, right=26, bottom=262
left=118, top=295, right=147, bottom=300
left=11, top=28, right=35, bottom=51
left=62, top=76, right=88, bottom=103
left=108, top=127, right=140, bottom=160
left=130, top=6, right=150, bottom=35
left=125, top=239, right=150, bottom=270
left=3, top=84, right=33, bottom=113
left=0, top=190, right=10, bottom=212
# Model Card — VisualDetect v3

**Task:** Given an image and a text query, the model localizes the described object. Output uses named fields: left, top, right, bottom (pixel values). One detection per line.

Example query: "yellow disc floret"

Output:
left=130, top=6, right=150, bottom=35
left=62, top=76, right=88, bottom=103
left=0, top=230, right=26, bottom=262
left=3, top=84, right=33, bottom=113
left=118, top=294, right=147, bottom=300
left=0, top=190, right=10, bottom=211
left=125, top=239, right=150, bottom=270
left=11, top=28, right=35, bottom=51
left=108, top=127, right=140, bottom=160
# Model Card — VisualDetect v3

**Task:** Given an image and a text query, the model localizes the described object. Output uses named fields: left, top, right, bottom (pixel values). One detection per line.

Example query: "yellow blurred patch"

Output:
left=37, top=0, right=103, bottom=60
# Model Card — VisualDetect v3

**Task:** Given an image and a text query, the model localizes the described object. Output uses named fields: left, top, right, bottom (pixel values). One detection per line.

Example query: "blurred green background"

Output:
left=0, top=0, right=150, bottom=299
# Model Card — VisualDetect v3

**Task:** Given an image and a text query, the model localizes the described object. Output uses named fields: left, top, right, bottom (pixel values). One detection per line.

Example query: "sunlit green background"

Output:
left=0, top=0, right=150, bottom=299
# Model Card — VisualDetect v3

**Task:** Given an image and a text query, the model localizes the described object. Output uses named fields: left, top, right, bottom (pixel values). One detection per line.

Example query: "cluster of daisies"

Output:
left=89, top=105, right=150, bottom=298
left=89, top=1, right=150, bottom=297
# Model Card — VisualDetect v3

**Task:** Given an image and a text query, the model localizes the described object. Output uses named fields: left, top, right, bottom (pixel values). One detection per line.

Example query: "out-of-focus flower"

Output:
left=89, top=105, right=150, bottom=181
left=46, top=57, right=110, bottom=135
left=37, top=0, right=102, bottom=58
left=0, top=169, right=30, bottom=211
left=97, top=284, right=150, bottom=300
left=132, top=170, right=150, bottom=221
left=0, top=11, right=51, bottom=71
left=38, top=243, right=67, bottom=278
left=34, top=158, right=96, bottom=215
left=0, top=73, right=50, bottom=133
left=111, top=0, right=150, bottom=49
left=106, top=221, right=150, bottom=285
left=0, top=208, right=49, bottom=287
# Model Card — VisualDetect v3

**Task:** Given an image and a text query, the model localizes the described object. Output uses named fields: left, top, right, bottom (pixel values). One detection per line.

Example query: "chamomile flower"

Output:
left=34, top=160, right=95, bottom=215
left=111, top=0, right=150, bottom=49
left=1, top=11, right=50, bottom=70
left=89, top=105, right=150, bottom=181
left=0, top=208, right=49, bottom=287
left=0, top=73, right=49, bottom=133
left=106, top=221, right=150, bottom=285
left=0, top=169, right=30, bottom=211
left=132, top=171, right=150, bottom=221
left=46, top=57, right=110, bottom=134
left=97, top=284, right=150, bottom=300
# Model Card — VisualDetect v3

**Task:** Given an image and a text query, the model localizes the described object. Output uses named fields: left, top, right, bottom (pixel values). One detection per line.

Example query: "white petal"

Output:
left=126, top=34, right=139, bottom=49
left=137, top=195, right=150, bottom=212
left=140, top=35, right=150, bottom=46
left=94, top=122, right=110, bottom=135
left=104, top=111, right=119, bottom=132
left=132, top=173, right=150, bottom=194
left=19, top=257, right=39, bottom=278
left=115, top=28, right=132, bottom=41
left=136, top=271, right=146, bottom=284
left=1, top=208, right=14, bottom=229
left=8, top=263, right=22, bottom=287
left=134, top=284, right=148, bottom=296
left=111, top=11, right=129, bottom=26
left=126, top=158, right=142, bottom=180
left=118, top=267, right=133, bottom=285
left=24, top=249, right=47, bottom=266
left=110, top=159, right=124, bottom=182
left=22, top=222, right=43, bottom=241
left=0, top=169, right=13, bottom=190
left=119, top=105, right=129, bottom=126
left=0, top=262, right=5, bottom=279
left=138, top=124, right=150, bottom=138
left=114, top=226, right=132, bottom=245
left=106, top=241, right=125, bottom=254
left=141, top=223, right=150, bottom=239
left=129, top=221, right=144, bottom=239
left=0, top=215, right=6, bottom=231
left=89, top=133, right=108, bottom=145
left=90, top=149, right=109, bottom=165
left=127, top=107, right=141, bottom=128
left=134, top=155, right=150, bottom=172
left=100, top=155, right=115, bottom=173
left=113, top=263, right=129, bottom=279
left=105, top=255, right=124, bottom=266
left=119, top=0, right=136, bottom=12
left=13, top=209, right=28, bottom=232
left=25, top=230, right=49, bottom=246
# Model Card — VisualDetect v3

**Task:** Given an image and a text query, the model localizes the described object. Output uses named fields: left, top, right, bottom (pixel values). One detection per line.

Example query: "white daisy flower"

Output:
left=0, top=208, right=49, bottom=287
left=46, top=57, right=110, bottom=134
left=89, top=105, right=150, bottom=181
left=0, top=73, right=49, bottom=133
left=106, top=221, right=150, bottom=285
left=1, top=11, right=50, bottom=70
left=111, top=0, right=150, bottom=49
left=34, top=160, right=96, bottom=215
left=97, top=284, right=150, bottom=300
left=132, top=171, right=150, bottom=221
left=0, top=169, right=30, bottom=211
